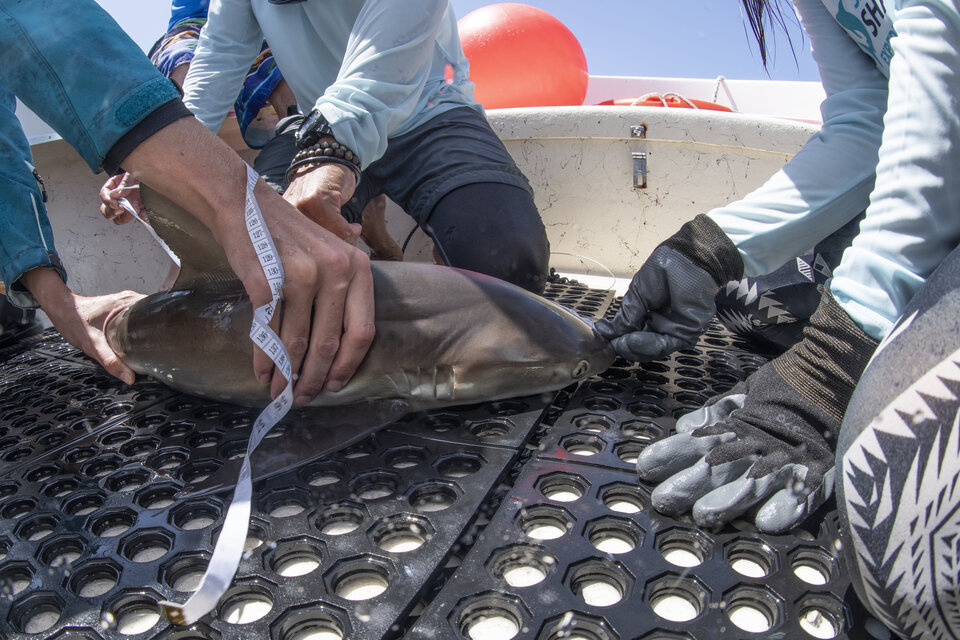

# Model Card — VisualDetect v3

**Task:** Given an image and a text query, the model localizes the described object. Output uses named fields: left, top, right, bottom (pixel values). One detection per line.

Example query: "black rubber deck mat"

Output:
left=0, top=282, right=884, bottom=639
left=0, top=331, right=552, bottom=638
left=407, top=324, right=880, bottom=640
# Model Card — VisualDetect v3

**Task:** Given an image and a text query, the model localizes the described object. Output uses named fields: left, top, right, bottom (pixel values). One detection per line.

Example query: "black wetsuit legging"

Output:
left=421, top=182, right=549, bottom=293
left=837, top=242, right=960, bottom=639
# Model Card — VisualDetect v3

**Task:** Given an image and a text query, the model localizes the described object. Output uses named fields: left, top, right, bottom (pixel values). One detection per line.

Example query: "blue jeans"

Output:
left=0, top=0, right=180, bottom=306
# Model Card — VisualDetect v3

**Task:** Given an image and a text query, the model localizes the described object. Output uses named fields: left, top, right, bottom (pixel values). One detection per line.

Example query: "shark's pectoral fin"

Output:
left=177, top=399, right=412, bottom=498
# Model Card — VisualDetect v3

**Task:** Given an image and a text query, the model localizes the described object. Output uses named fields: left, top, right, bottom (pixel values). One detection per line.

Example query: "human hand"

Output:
left=596, top=246, right=720, bottom=361
left=283, top=161, right=362, bottom=245
left=20, top=267, right=144, bottom=385
left=215, top=178, right=376, bottom=404
left=636, top=362, right=836, bottom=533
left=596, top=215, right=743, bottom=362
left=99, top=173, right=142, bottom=224
left=119, top=117, right=376, bottom=404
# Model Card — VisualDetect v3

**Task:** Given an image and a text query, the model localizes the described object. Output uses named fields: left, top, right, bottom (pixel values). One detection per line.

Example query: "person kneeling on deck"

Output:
left=0, top=0, right=374, bottom=405
left=598, top=0, right=959, bottom=636
left=173, top=0, right=550, bottom=293
left=598, top=0, right=958, bottom=535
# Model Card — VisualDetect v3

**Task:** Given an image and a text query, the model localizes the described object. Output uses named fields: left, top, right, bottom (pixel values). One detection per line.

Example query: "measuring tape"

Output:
left=159, top=165, right=294, bottom=625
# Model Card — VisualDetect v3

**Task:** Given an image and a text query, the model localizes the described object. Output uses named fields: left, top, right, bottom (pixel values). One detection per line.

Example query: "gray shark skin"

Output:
left=105, top=187, right=616, bottom=413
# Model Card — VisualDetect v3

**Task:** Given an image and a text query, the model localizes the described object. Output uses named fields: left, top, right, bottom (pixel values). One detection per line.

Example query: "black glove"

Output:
left=596, top=214, right=743, bottom=362
left=636, top=290, right=879, bottom=533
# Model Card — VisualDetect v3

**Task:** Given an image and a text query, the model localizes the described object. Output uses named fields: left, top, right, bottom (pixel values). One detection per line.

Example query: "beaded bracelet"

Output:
left=285, top=139, right=362, bottom=186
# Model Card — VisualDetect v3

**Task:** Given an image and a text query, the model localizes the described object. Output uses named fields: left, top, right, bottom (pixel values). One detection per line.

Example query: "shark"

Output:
left=105, top=186, right=616, bottom=421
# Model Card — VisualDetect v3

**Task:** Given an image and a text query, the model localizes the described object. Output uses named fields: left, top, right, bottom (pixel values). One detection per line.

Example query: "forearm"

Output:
left=314, top=0, right=447, bottom=166
left=709, top=0, right=889, bottom=277
left=119, top=117, right=247, bottom=237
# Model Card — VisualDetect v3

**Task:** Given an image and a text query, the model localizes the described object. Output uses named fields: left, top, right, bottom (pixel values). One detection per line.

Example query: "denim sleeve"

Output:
left=0, top=0, right=181, bottom=172
left=707, top=0, right=889, bottom=277
left=313, top=0, right=448, bottom=167
left=0, top=85, right=65, bottom=308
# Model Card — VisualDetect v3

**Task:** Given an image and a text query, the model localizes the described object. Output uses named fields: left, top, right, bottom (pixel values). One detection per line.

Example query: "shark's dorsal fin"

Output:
left=140, top=185, right=236, bottom=290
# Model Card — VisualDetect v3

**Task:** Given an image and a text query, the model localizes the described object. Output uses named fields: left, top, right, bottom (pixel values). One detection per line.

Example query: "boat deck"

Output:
left=0, top=280, right=877, bottom=639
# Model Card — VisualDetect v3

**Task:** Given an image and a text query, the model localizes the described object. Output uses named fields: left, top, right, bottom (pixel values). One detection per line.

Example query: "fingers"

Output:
left=607, top=330, right=688, bottom=362
left=754, top=465, right=828, bottom=534
left=89, top=333, right=137, bottom=386
left=650, top=456, right=755, bottom=517
left=675, top=393, right=747, bottom=433
left=636, top=430, right=731, bottom=481
left=98, top=173, right=141, bottom=224
left=291, top=253, right=351, bottom=404
left=273, top=267, right=314, bottom=401
left=323, top=255, right=375, bottom=391
left=595, top=293, right=649, bottom=341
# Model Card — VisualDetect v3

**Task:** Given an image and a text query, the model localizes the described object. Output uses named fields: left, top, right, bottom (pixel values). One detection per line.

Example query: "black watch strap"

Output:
left=295, top=109, right=334, bottom=150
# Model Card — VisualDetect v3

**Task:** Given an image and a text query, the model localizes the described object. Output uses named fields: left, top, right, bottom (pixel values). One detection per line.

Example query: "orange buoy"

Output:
left=458, top=3, right=588, bottom=109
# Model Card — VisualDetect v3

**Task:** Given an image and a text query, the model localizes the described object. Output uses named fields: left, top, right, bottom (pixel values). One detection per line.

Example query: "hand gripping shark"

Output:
left=105, top=186, right=616, bottom=417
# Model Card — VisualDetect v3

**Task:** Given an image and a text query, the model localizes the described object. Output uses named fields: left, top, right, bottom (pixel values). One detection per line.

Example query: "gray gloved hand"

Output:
left=596, top=214, right=743, bottom=362
left=637, top=290, right=879, bottom=533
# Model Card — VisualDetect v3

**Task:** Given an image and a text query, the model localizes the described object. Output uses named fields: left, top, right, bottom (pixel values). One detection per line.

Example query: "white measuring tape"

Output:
left=159, top=165, right=294, bottom=625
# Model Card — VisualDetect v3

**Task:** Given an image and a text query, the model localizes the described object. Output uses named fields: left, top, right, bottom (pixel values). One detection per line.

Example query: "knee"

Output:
left=428, top=184, right=550, bottom=293
left=482, top=230, right=550, bottom=293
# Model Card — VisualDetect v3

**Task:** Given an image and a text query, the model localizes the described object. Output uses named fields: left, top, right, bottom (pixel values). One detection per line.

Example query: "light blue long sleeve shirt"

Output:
left=182, top=0, right=482, bottom=169
left=707, top=0, right=892, bottom=278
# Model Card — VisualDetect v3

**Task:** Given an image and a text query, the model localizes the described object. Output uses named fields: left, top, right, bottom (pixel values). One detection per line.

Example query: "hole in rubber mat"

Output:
left=268, top=538, right=322, bottom=578
left=457, top=595, right=524, bottom=640
left=490, top=545, right=556, bottom=588
left=648, top=575, right=707, bottom=622
left=587, top=518, right=642, bottom=555
left=371, top=514, right=432, bottom=553
left=569, top=561, right=630, bottom=607
left=331, top=560, right=390, bottom=601
left=162, top=553, right=209, bottom=592
left=537, top=473, right=588, bottom=503
left=106, top=593, right=162, bottom=635
left=726, top=538, right=777, bottom=578
left=724, top=586, right=781, bottom=634
left=69, top=560, right=121, bottom=599
left=600, top=483, right=646, bottom=514
left=797, top=598, right=843, bottom=639
left=10, top=592, right=62, bottom=634
left=277, top=608, right=346, bottom=640
left=38, top=534, right=85, bottom=567
left=219, top=583, right=275, bottom=624
left=409, top=482, right=459, bottom=512
left=517, top=505, right=574, bottom=540
left=316, top=502, right=366, bottom=535
left=437, top=453, right=485, bottom=478
left=657, top=529, right=711, bottom=567
left=792, top=547, right=837, bottom=585
left=0, top=561, right=34, bottom=596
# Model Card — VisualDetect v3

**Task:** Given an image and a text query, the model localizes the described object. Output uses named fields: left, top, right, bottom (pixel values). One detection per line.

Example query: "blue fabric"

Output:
left=168, top=0, right=210, bottom=29
left=0, top=0, right=181, bottom=306
left=149, top=15, right=283, bottom=148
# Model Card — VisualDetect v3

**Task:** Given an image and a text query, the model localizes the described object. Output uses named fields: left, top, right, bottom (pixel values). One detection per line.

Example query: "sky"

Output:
left=96, top=0, right=820, bottom=83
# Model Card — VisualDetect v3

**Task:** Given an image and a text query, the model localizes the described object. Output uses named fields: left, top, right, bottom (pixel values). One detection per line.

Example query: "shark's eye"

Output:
left=572, top=360, right=590, bottom=378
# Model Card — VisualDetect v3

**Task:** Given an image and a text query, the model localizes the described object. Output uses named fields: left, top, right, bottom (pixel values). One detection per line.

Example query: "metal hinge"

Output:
left=632, top=152, right=648, bottom=189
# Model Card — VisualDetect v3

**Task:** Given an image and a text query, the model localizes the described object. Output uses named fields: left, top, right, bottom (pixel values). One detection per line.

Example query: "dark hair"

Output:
left=741, top=0, right=800, bottom=69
